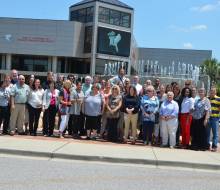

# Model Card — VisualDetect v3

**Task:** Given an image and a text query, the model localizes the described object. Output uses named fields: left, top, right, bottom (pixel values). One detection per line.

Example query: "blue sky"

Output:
left=0, top=0, right=219, bottom=59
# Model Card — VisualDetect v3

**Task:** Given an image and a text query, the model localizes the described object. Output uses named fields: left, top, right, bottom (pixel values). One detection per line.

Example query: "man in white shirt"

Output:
left=132, top=75, right=142, bottom=95
left=109, top=67, right=128, bottom=87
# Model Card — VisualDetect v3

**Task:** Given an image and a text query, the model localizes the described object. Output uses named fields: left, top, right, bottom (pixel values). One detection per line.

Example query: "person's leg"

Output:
left=72, top=114, right=78, bottom=136
left=85, top=116, right=91, bottom=138
left=3, top=105, right=10, bottom=134
left=100, top=113, right=107, bottom=136
left=130, top=113, right=138, bottom=142
left=68, top=114, right=74, bottom=136
left=142, top=121, right=147, bottom=143
left=190, top=119, right=197, bottom=149
left=206, top=118, right=212, bottom=149
left=49, top=106, right=57, bottom=136
left=97, top=115, right=102, bottom=135
left=145, top=122, right=150, bottom=143
left=176, top=115, right=181, bottom=146
left=180, top=114, right=186, bottom=146
left=24, top=105, right=29, bottom=133
left=185, top=115, right=192, bottom=146
left=43, top=109, right=49, bottom=136
left=9, top=105, right=19, bottom=134
left=17, top=104, right=25, bottom=134
left=161, top=120, right=168, bottom=146
left=59, top=109, right=69, bottom=136
left=154, top=123, right=159, bottom=139
left=211, top=118, right=219, bottom=149
left=107, top=118, right=113, bottom=141
left=0, top=106, right=8, bottom=134
left=59, top=115, right=67, bottom=137
left=79, top=112, right=85, bottom=136
left=197, top=117, right=206, bottom=150
left=112, top=118, right=119, bottom=142
left=167, top=119, right=178, bottom=147
left=148, top=121, right=154, bottom=144
left=28, top=105, right=35, bottom=134
left=91, top=116, right=98, bottom=138
left=33, top=108, right=42, bottom=135
left=123, top=113, right=130, bottom=141
left=0, top=107, right=3, bottom=132
left=117, top=111, right=124, bottom=141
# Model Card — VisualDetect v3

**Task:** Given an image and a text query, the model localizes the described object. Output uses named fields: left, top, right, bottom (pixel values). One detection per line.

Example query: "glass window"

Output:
left=57, top=57, right=66, bottom=73
left=121, top=13, right=131, bottom=28
left=0, top=55, right=2, bottom=70
left=99, top=7, right=110, bottom=24
left=110, top=10, right=121, bottom=26
left=66, top=58, right=90, bottom=74
left=86, top=7, right=94, bottom=23
left=84, top=26, right=93, bottom=53
left=70, top=10, right=79, bottom=21
left=78, top=9, right=86, bottom=22
left=98, top=7, right=131, bottom=28
left=70, top=7, right=94, bottom=23
left=11, top=55, right=48, bottom=72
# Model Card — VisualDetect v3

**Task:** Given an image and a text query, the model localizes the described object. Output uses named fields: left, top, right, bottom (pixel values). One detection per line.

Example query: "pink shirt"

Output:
left=50, top=91, right=56, bottom=106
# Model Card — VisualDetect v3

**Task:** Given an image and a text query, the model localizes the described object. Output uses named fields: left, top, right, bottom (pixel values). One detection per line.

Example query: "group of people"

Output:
left=0, top=68, right=219, bottom=152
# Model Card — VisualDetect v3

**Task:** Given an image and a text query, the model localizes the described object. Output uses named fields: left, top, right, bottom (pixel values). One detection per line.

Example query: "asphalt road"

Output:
left=0, top=155, right=219, bottom=190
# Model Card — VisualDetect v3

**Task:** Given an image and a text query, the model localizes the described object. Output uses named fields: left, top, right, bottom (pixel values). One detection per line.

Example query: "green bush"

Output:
left=216, top=83, right=220, bottom=96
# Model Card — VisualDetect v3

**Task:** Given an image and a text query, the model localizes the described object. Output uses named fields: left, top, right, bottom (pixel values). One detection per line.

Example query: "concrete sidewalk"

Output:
left=0, top=136, right=220, bottom=171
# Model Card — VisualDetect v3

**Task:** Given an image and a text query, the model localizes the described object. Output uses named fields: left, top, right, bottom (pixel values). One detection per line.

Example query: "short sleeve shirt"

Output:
left=69, top=90, right=84, bottom=115
left=10, top=84, right=30, bottom=104
left=192, top=98, right=211, bottom=120
left=0, top=87, right=10, bottom=106
left=209, top=95, right=220, bottom=118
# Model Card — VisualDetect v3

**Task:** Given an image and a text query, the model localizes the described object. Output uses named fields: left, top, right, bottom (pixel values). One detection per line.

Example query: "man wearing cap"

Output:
left=9, top=75, right=30, bottom=135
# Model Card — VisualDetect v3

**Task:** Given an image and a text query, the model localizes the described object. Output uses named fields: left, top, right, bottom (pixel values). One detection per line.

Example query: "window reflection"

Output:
left=70, top=7, right=94, bottom=23
left=12, top=55, right=48, bottom=72
left=98, top=7, right=131, bottom=28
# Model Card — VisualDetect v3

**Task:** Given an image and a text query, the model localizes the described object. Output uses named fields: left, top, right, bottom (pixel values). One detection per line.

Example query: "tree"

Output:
left=201, top=58, right=220, bottom=83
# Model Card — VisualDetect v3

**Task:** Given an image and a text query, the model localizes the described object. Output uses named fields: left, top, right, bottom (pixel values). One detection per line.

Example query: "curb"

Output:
left=0, top=149, right=220, bottom=171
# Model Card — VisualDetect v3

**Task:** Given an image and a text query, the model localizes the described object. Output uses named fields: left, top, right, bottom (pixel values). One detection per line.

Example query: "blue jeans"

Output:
left=207, top=117, right=219, bottom=148
left=142, top=121, right=154, bottom=143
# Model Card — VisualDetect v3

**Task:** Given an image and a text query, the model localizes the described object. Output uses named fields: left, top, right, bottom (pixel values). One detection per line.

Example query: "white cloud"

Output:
left=191, top=1, right=220, bottom=12
left=190, top=24, right=207, bottom=31
left=183, top=43, right=193, bottom=49
left=170, top=24, right=207, bottom=32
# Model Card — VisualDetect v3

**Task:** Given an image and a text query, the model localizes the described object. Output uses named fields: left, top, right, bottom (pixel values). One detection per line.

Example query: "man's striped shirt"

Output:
left=210, top=95, right=220, bottom=118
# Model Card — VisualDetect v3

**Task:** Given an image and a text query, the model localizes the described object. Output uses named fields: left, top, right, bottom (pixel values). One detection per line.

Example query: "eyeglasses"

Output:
left=19, top=78, right=25, bottom=80
left=112, top=88, right=117, bottom=90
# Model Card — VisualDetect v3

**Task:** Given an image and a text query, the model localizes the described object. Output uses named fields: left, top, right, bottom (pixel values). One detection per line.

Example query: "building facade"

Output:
left=0, top=0, right=134, bottom=78
left=0, top=0, right=212, bottom=78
